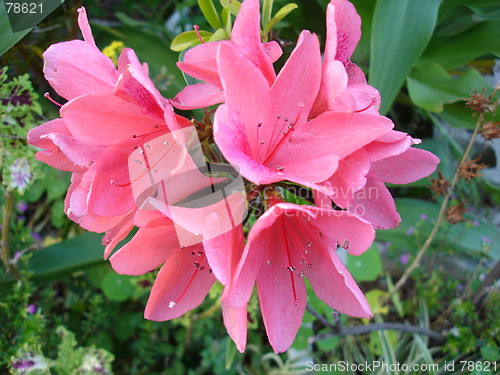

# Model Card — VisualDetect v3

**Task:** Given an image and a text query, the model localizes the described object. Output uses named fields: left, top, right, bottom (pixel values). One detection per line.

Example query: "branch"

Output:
left=390, top=111, right=486, bottom=296
left=1, top=190, right=21, bottom=279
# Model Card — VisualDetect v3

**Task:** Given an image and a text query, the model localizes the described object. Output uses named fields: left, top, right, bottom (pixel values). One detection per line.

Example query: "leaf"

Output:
left=345, top=244, right=382, bottom=282
left=0, top=5, right=31, bottom=56
left=28, top=232, right=106, bottom=284
left=170, top=29, right=213, bottom=52
left=376, top=198, right=500, bottom=260
left=369, top=0, right=441, bottom=114
left=407, top=63, right=492, bottom=112
left=209, top=28, right=229, bottom=42
left=220, top=0, right=241, bottom=16
left=101, top=273, right=135, bottom=302
left=480, top=344, right=499, bottom=361
left=421, top=20, right=500, bottom=69
left=365, top=290, right=389, bottom=316
left=262, top=0, right=273, bottom=28
left=221, top=7, right=232, bottom=36
left=263, top=4, right=298, bottom=36
left=198, top=0, right=223, bottom=30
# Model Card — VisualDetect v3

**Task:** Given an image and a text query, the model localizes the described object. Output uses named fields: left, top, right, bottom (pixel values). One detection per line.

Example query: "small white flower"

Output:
left=9, top=157, right=32, bottom=191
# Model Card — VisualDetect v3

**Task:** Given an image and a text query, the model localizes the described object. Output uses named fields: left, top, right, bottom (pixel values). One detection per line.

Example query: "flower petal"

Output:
left=145, top=247, right=216, bottom=321
left=172, top=83, right=224, bottom=110
left=110, top=223, right=179, bottom=275
left=350, top=178, right=401, bottom=229
left=368, top=147, right=439, bottom=184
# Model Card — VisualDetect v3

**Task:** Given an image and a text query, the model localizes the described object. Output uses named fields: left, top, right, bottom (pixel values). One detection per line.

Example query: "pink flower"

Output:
left=28, top=7, right=191, bottom=257
left=173, top=0, right=282, bottom=109
left=214, top=31, right=393, bottom=187
left=223, top=202, right=374, bottom=353
left=312, top=0, right=381, bottom=118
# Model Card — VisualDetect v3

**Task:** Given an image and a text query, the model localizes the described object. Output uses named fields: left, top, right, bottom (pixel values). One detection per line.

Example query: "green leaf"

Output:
left=262, top=0, right=273, bottom=29
left=28, top=232, right=106, bottom=283
left=0, top=2, right=32, bottom=56
left=170, top=29, right=213, bottom=52
left=221, top=7, right=232, bottom=36
left=480, top=344, right=499, bottom=361
left=263, top=4, right=298, bottom=36
left=421, top=20, right=500, bottom=69
left=209, top=28, right=229, bottom=42
left=407, top=63, right=492, bottom=112
left=345, top=244, right=382, bottom=282
left=369, top=0, right=440, bottom=114
left=101, top=273, right=135, bottom=302
left=220, top=0, right=241, bottom=16
left=198, top=0, right=223, bottom=30
left=376, top=198, right=500, bottom=260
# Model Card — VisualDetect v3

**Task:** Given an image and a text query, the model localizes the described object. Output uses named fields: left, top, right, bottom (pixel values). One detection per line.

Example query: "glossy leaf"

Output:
left=220, top=0, right=241, bottom=16
left=407, top=63, right=492, bottom=112
left=369, top=0, right=440, bottom=114
left=170, top=29, right=213, bottom=52
left=421, top=20, right=500, bottom=69
left=263, top=3, right=298, bottom=36
left=345, top=245, right=382, bottom=282
left=28, top=232, right=106, bottom=284
left=199, top=0, right=223, bottom=30
left=209, top=28, right=229, bottom=42
left=0, top=1, right=32, bottom=56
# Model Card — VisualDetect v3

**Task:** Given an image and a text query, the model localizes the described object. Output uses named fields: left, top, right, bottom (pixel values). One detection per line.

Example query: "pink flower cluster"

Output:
left=28, top=0, right=439, bottom=353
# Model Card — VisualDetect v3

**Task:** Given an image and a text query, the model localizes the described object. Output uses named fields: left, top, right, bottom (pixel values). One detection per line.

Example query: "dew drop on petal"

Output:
left=267, top=260, right=272, bottom=265
left=145, top=144, right=151, bottom=149
left=164, top=141, right=169, bottom=145
left=197, top=266, right=204, bottom=270
left=197, top=252, right=203, bottom=256
left=294, top=298, right=301, bottom=305
left=110, top=179, right=117, bottom=185
left=307, top=241, right=312, bottom=247
left=258, top=122, right=262, bottom=127
left=299, top=272, right=304, bottom=278
left=260, top=140, right=265, bottom=144
left=138, top=149, right=144, bottom=154
left=298, top=102, right=304, bottom=108
left=169, top=301, right=176, bottom=308
left=308, top=263, right=312, bottom=268
left=300, top=259, right=305, bottom=264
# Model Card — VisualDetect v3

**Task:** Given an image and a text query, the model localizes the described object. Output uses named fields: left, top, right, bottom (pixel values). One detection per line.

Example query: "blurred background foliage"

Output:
left=1, top=0, right=499, bottom=373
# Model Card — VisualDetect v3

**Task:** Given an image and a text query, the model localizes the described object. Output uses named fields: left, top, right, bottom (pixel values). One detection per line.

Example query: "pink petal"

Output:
left=61, top=91, right=165, bottom=146
left=177, top=41, right=226, bottom=87
left=312, top=209, right=375, bottom=256
left=28, top=119, right=85, bottom=172
left=271, top=31, right=321, bottom=129
left=87, top=145, right=137, bottom=217
left=221, top=299, right=248, bottom=353
left=203, top=224, right=245, bottom=286
left=368, top=147, right=440, bottom=184
left=325, top=0, right=361, bottom=63
left=76, top=7, right=96, bottom=47
left=312, top=59, right=351, bottom=117
left=172, top=83, right=224, bottom=110
left=110, top=223, right=179, bottom=275
left=365, top=130, right=411, bottom=162
left=145, top=246, right=216, bottom=321
left=319, top=148, right=370, bottom=208
left=256, top=226, right=307, bottom=354
left=231, top=0, right=276, bottom=84
left=263, top=41, right=283, bottom=62
left=350, top=178, right=401, bottom=229
left=43, top=40, right=118, bottom=100
left=102, top=213, right=136, bottom=258
left=307, top=248, right=371, bottom=317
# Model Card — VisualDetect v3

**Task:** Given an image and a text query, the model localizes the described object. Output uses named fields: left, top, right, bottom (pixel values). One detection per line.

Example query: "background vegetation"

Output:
left=1, top=0, right=499, bottom=373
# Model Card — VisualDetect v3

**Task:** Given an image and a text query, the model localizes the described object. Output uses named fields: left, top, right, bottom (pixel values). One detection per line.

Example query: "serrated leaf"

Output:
left=407, top=63, right=492, bottom=112
left=170, top=29, right=213, bottom=52
left=264, top=3, right=298, bottom=35
left=220, top=0, right=241, bottom=16
left=198, top=0, right=223, bottom=30
left=369, top=0, right=440, bottom=114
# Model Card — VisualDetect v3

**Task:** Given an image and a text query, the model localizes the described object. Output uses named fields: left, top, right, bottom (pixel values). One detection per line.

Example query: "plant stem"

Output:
left=390, top=112, right=485, bottom=296
left=1, top=190, right=21, bottom=279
